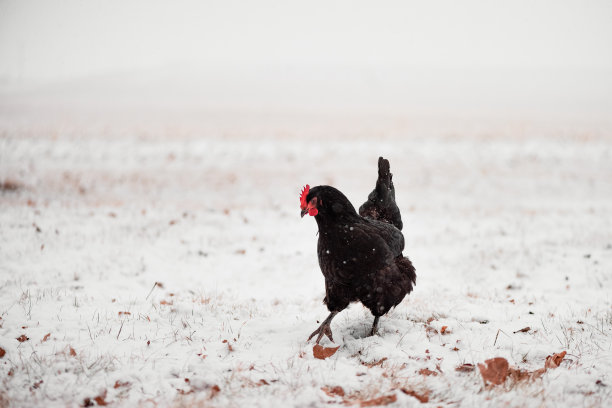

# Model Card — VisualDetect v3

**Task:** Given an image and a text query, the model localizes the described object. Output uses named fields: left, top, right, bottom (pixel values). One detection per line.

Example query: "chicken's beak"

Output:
left=300, top=208, right=308, bottom=218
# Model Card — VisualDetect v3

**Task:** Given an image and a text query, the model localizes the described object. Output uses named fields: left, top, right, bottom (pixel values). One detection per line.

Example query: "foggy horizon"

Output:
left=1, top=0, right=611, bottom=119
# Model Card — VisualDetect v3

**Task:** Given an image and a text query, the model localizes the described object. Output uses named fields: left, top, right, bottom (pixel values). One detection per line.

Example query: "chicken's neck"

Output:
left=313, top=210, right=361, bottom=234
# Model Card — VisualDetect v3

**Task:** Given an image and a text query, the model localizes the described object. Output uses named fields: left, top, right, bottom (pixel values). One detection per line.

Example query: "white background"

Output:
left=1, top=0, right=611, bottom=118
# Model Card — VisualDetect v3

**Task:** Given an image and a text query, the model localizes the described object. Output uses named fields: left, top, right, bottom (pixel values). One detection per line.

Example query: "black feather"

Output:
left=359, top=156, right=403, bottom=231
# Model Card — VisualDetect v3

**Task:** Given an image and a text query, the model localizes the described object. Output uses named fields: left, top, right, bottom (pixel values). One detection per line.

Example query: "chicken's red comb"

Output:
left=300, top=184, right=310, bottom=209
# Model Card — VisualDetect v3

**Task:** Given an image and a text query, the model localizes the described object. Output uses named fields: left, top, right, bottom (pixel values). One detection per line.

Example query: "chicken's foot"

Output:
left=308, top=311, right=338, bottom=344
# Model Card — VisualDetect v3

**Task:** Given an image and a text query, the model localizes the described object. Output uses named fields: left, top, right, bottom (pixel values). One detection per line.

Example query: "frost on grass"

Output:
left=1, top=117, right=612, bottom=407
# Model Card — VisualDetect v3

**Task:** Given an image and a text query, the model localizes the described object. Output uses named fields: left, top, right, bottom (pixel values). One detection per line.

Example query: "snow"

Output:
left=1, top=111, right=612, bottom=407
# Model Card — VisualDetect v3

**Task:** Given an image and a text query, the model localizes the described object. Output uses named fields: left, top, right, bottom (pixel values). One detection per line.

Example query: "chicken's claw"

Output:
left=307, top=311, right=338, bottom=344
left=308, top=323, right=334, bottom=344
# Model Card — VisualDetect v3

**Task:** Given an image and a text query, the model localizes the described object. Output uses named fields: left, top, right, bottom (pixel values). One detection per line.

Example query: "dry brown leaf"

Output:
left=544, top=351, right=566, bottom=369
left=69, top=347, right=77, bottom=357
left=210, top=385, right=221, bottom=399
left=418, top=368, right=438, bottom=376
left=513, top=327, right=531, bottom=334
left=359, top=394, right=397, bottom=407
left=322, top=386, right=345, bottom=398
left=474, top=352, right=560, bottom=387
left=93, top=390, right=108, bottom=406
left=42, top=333, right=51, bottom=342
left=16, top=335, right=29, bottom=342
left=118, top=311, right=131, bottom=316
left=0, top=180, right=21, bottom=191
left=455, top=363, right=475, bottom=373
left=509, top=366, right=547, bottom=383
left=176, top=389, right=193, bottom=395
left=0, top=347, right=5, bottom=358
left=533, top=368, right=546, bottom=378
left=195, top=296, right=211, bottom=304
left=160, top=300, right=173, bottom=305
left=400, top=388, right=429, bottom=403
left=257, top=379, right=269, bottom=386
left=508, top=367, right=531, bottom=382
left=114, top=380, right=130, bottom=389
left=478, top=357, right=509, bottom=385
left=313, top=344, right=340, bottom=360
left=363, top=357, right=387, bottom=368
left=441, top=326, right=449, bottom=334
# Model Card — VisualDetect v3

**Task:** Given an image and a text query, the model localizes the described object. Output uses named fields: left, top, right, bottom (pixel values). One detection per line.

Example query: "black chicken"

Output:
left=300, top=157, right=416, bottom=343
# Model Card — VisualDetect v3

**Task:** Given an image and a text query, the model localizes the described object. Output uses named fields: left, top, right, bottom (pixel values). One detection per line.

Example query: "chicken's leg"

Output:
left=370, top=316, right=380, bottom=336
left=308, top=311, right=338, bottom=344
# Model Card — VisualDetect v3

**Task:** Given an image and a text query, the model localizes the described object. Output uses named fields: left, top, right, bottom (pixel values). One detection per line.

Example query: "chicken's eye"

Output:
left=307, top=197, right=319, bottom=216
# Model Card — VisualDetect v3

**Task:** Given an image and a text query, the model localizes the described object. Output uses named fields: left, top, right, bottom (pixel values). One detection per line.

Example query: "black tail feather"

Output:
left=359, top=157, right=403, bottom=230
left=397, top=256, right=416, bottom=290
left=376, top=157, right=394, bottom=198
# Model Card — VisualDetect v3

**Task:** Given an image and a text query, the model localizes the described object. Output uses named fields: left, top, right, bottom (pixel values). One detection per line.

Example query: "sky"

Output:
left=1, top=0, right=611, bottom=117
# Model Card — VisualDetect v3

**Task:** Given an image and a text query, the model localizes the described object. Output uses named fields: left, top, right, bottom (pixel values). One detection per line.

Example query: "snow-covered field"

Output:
left=1, top=112, right=611, bottom=407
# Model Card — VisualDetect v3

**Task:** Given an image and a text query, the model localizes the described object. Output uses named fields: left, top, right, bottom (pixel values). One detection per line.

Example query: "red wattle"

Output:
left=309, top=208, right=318, bottom=216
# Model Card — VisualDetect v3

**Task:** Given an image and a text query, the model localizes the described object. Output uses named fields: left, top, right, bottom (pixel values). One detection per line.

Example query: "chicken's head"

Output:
left=300, top=184, right=318, bottom=217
